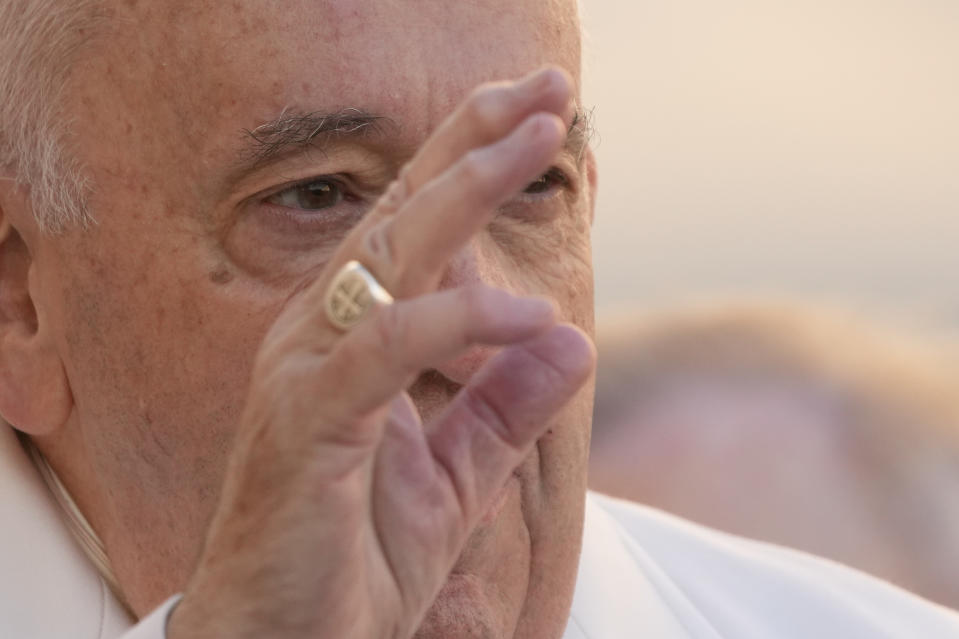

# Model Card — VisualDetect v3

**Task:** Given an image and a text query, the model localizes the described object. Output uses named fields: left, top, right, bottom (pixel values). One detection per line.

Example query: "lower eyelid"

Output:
left=518, top=181, right=566, bottom=202
left=259, top=198, right=367, bottom=234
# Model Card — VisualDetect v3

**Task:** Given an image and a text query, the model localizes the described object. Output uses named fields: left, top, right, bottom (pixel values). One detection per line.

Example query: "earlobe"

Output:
left=0, top=192, right=72, bottom=435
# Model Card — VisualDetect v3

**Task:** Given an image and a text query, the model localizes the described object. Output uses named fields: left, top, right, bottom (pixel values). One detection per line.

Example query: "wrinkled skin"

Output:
left=0, top=1, right=597, bottom=637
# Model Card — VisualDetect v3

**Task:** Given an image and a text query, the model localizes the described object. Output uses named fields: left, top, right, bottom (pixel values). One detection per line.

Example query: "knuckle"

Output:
left=372, top=302, right=407, bottom=358
left=460, top=384, right=515, bottom=448
left=377, top=165, right=412, bottom=216
left=465, top=84, right=507, bottom=136
left=459, top=148, right=493, bottom=189
left=363, top=219, right=398, bottom=265
left=459, top=284, right=497, bottom=326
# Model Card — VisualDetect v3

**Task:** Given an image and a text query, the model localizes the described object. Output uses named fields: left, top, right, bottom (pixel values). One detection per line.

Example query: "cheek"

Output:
left=489, top=204, right=594, bottom=334
left=54, top=230, right=278, bottom=485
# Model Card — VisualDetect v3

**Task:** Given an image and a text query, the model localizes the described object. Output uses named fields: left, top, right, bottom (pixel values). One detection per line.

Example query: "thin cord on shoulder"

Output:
left=21, top=435, right=136, bottom=619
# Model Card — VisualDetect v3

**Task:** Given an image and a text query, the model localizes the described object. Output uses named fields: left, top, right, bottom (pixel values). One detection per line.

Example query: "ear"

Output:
left=584, top=147, right=598, bottom=225
left=0, top=183, right=72, bottom=435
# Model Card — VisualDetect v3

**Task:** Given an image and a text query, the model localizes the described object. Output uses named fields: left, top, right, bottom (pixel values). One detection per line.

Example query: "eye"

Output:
left=523, top=168, right=569, bottom=196
left=266, top=178, right=344, bottom=211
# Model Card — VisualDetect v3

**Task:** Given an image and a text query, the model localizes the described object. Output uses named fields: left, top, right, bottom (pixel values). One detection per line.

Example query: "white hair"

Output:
left=0, top=0, right=104, bottom=232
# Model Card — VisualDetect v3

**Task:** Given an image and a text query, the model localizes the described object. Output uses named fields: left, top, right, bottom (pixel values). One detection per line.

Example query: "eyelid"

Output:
left=543, top=166, right=571, bottom=188
left=261, top=174, right=347, bottom=201
left=518, top=166, right=574, bottom=200
left=257, top=179, right=366, bottom=235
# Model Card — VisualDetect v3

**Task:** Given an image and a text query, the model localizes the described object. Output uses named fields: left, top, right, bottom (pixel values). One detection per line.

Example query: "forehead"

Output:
left=94, top=0, right=580, bottom=144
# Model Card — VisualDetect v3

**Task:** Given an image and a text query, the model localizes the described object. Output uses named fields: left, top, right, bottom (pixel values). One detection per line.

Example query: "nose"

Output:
left=432, top=238, right=511, bottom=386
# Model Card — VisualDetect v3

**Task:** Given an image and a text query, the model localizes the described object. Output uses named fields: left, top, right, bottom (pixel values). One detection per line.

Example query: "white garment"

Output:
left=0, top=426, right=131, bottom=638
left=566, top=495, right=959, bottom=638
left=3, top=424, right=959, bottom=638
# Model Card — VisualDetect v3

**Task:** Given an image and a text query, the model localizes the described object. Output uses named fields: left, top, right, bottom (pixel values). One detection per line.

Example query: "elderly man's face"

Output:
left=24, top=0, right=595, bottom=636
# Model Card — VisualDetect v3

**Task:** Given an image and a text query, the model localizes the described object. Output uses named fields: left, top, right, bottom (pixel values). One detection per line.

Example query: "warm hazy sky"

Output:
left=582, top=1, right=959, bottom=328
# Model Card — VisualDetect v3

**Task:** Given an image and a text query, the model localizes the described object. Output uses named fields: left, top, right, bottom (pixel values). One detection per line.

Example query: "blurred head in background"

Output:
left=590, top=301, right=959, bottom=609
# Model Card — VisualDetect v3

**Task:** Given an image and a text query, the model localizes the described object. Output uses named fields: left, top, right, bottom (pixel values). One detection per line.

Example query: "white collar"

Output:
left=21, top=434, right=128, bottom=605
left=0, top=423, right=132, bottom=637
left=565, top=492, right=717, bottom=638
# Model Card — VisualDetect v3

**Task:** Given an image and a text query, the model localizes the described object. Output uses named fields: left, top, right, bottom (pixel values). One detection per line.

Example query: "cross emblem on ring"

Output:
left=330, top=276, right=371, bottom=326
left=324, top=260, right=393, bottom=331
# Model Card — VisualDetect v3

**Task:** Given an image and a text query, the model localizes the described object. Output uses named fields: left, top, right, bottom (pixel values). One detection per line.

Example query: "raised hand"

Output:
left=167, top=67, right=595, bottom=639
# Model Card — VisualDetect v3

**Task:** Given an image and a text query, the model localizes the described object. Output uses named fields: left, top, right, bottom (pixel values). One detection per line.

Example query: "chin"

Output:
left=413, top=573, right=503, bottom=639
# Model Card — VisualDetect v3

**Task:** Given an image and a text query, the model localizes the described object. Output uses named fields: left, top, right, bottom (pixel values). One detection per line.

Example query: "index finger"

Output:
left=401, top=66, right=575, bottom=195
left=368, top=110, right=568, bottom=294
left=295, top=67, right=575, bottom=315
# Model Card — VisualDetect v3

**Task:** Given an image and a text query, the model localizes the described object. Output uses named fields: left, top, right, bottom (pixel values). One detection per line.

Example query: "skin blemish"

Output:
left=209, top=265, right=234, bottom=285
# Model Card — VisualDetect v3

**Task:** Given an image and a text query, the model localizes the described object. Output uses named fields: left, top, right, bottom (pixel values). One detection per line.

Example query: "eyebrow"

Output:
left=239, top=104, right=596, bottom=171
left=567, top=107, right=596, bottom=163
left=241, top=107, right=388, bottom=167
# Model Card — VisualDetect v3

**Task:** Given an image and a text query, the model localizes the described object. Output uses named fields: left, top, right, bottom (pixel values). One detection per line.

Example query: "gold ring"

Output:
left=324, top=260, right=394, bottom=331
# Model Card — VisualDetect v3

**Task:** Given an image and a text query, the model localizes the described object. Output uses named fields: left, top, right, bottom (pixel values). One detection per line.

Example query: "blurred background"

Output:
left=581, top=0, right=958, bottom=332
left=580, top=0, right=959, bottom=610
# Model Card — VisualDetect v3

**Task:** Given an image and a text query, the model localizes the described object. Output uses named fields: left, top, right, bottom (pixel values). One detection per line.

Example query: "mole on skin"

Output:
left=208, top=266, right=234, bottom=285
